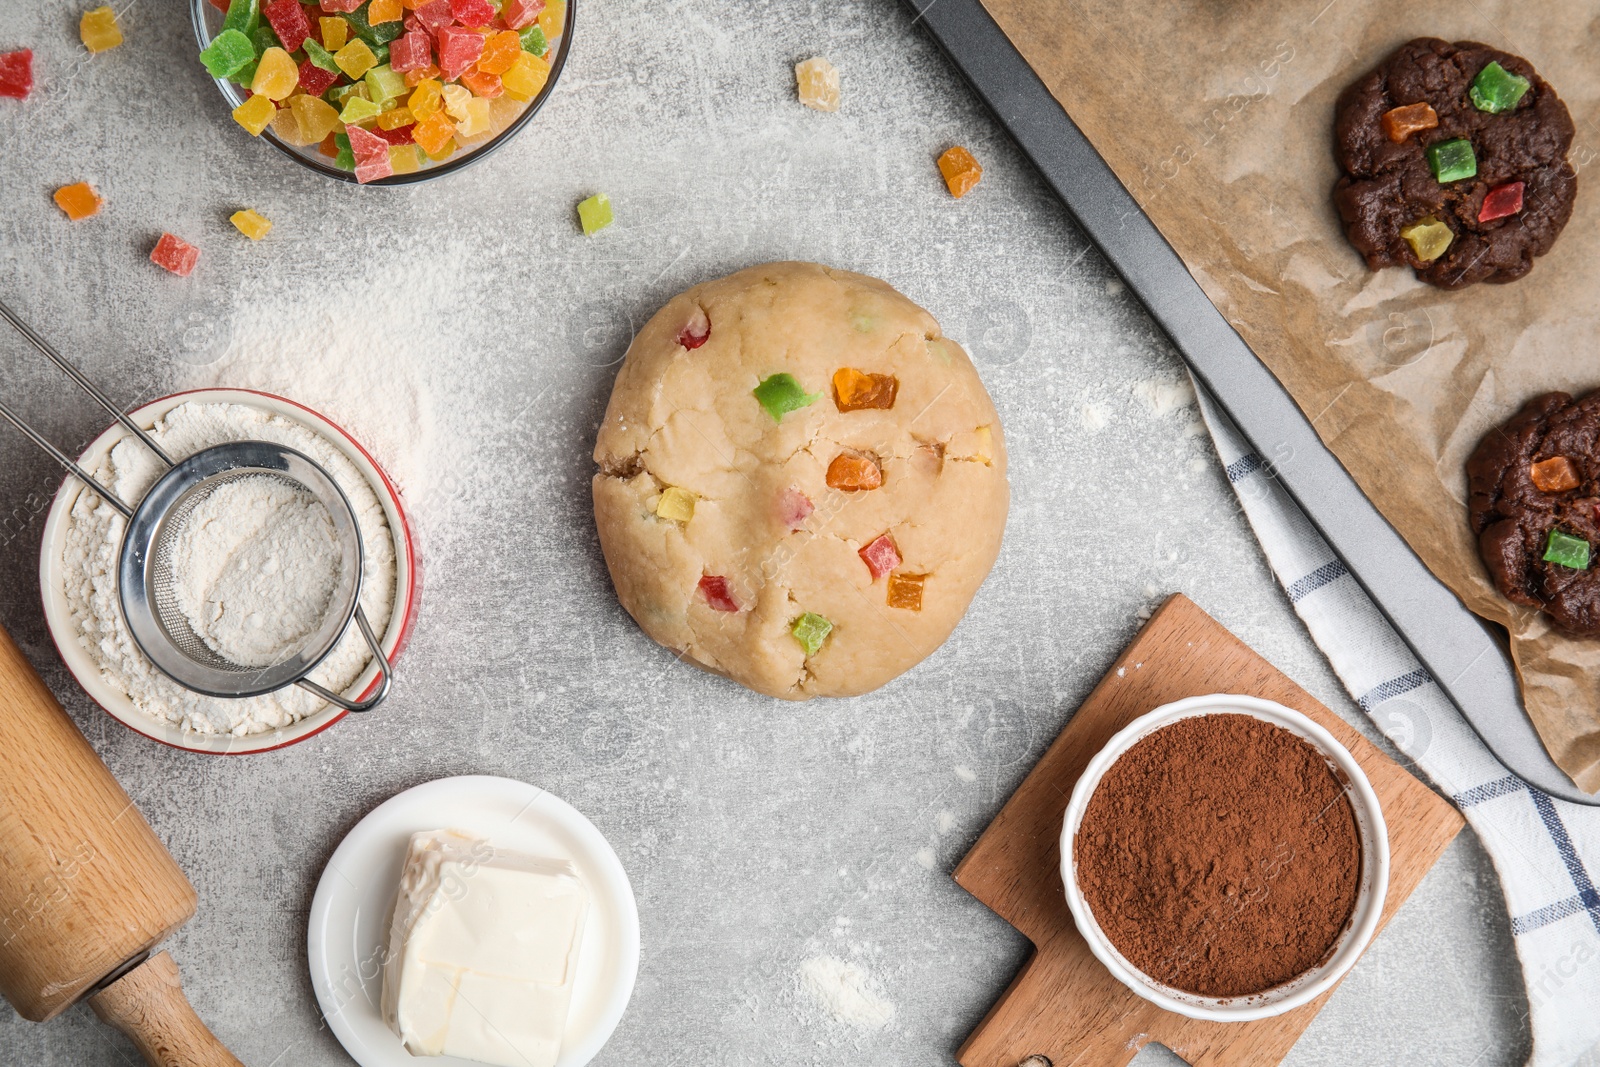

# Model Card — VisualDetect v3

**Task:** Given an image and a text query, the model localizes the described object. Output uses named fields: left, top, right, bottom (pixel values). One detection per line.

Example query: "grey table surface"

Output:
left=0, top=1, right=1582, bottom=1065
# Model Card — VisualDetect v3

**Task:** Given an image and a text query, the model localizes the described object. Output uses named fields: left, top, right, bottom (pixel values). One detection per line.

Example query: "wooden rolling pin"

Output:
left=0, top=622, right=242, bottom=1066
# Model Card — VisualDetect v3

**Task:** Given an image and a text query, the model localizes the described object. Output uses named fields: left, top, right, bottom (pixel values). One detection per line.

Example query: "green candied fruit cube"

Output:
left=1426, top=137, right=1476, bottom=183
left=752, top=373, right=820, bottom=422
left=222, top=0, right=260, bottom=36
left=338, top=95, right=382, bottom=124
left=791, top=612, right=833, bottom=656
left=344, top=2, right=404, bottom=47
left=334, top=132, right=356, bottom=171
left=518, top=25, right=548, bottom=56
left=364, top=63, right=406, bottom=106
left=1470, top=61, right=1530, bottom=114
left=577, top=192, right=613, bottom=235
left=1543, top=529, right=1591, bottom=570
left=303, top=38, right=341, bottom=72
left=199, top=28, right=256, bottom=78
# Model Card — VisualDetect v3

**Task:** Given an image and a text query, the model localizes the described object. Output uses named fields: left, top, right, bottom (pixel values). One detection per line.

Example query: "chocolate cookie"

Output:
left=1334, top=38, right=1576, bottom=289
left=1467, top=391, right=1600, bottom=633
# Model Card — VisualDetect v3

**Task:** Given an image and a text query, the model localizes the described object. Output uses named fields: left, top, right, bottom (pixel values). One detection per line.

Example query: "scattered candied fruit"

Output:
left=795, top=56, right=839, bottom=113
left=577, top=192, right=613, bottom=235
left=656, top=486, right=696, bottom=523
left=826, top=450, right=883, bottom=492
left=1479, top=181, right=1525, bottom=223
left=0, top=49, right=33, bottom=99
left=1530, top=456, right=1581, bottom=494
left=698, top=575, right=739, bottom=613
left=752, top=373, right=819, bottom=422
left=53, top=182, right=103, bottom=221
left=859, top=534, right=901, bottom=581
left=886, top=571, right=925, bottom=611
left=150, top=234, right=200, bottom=277
left=678, top=307, right=711, bottom=349
left=832, top=367, right=898, bottom=412
left=231, top=92, right=277, bottom=136
left=778, top=486, right=813, bottom=531
left=791, top=612, right=833, bottom=656
left=79, top=7, right=123, bottom=54
left=229, top=208, right=273, bottom=240
left=1399, top=216, right=1452, bottom=263
left=1380, top=101, right=1437, bottom=143
left=938, top=145, right=982, bottom=198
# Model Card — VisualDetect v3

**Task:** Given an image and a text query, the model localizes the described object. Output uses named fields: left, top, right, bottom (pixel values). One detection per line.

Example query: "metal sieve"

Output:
left=0, top=298, right=391, bottom=712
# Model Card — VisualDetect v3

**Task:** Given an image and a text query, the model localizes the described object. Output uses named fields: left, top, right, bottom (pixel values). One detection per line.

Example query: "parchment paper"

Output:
left=975, top=0, right=1600, bottom=789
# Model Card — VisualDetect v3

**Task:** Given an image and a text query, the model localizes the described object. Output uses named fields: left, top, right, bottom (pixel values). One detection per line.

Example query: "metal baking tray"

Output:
left=908, top=0, right=1596, bottom=805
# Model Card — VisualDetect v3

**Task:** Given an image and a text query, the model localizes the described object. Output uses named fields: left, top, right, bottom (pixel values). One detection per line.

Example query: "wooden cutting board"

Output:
left=954, top=594, right=1465, bottom=1067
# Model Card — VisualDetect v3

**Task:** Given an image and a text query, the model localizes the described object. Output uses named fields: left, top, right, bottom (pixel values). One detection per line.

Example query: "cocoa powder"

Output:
left=1073, top=712, right=1362, bottom=997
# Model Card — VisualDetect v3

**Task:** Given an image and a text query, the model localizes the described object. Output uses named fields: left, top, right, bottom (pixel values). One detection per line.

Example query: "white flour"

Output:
left=60, top=402, right=397, bottom=735
left=797, top=955, right=896, bottom=1031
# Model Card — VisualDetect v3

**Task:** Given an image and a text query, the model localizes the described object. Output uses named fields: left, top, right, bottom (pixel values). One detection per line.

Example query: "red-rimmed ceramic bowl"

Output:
left=38, top=389, right=420, bottom=754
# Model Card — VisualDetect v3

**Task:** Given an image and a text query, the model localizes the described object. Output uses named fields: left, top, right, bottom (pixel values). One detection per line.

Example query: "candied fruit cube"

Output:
left=886, top=572, right=925, bottom=611
left=339, top=94, right=381, bottom=124
left=319, top=15, right=348, bottom=49
left=1380, top=101, right=1437, bottom=143
left=354, top=151, right=394, bottom=183
left=79, top=7, right=123, bottom=54
left=365, top=62, right=406, bottom=105
left=53, top=182, right=103, bottom=220
left=577, top=192, right=613, bottom=235
left=344, top=121, right=389, bottom=157
left=1479, top=181, right=1525, bottom=223
left=459, top=68, right=502, bottom=97
left=778, top=486, right=813, bottom=531
left=1426, top=137, right=1476, bottom=183
left=752, top=373, right=818, bottom=422
left=859, top=533, right=901, bottom=581
left=832, top=367, right=898, bottom=411
left=1531, top=456, right=1581, bottom=494
left=414, top=0, right=453, bottom=33
left=377, top=105, right=413, bottom=128
left=0, top=50, right=33, bottom=99
left=698, top=575, right=739, bottom=613
left=333, top=38, right=377, bottom=78
left=1544, top=529, right=1590, bottom=570
left=404, top=61, right=439, bottom=86
left=343, top=2, right=404, bottom=46
left=454, top=95, right=490, bottom=138
left=388, top=143, right=423, bottom=173
left=791, top=612, right=832, bottom=656
left=535, top=0, right=563, bottom=37
left=826, top=450, right=882, bottom=492
left=500, top=49, right=548, bottom=100
left=290, top=92, right=340, bottom=141
left=477, top=29, right=522, bottom=75
left=517, top=25, right=547, bottom=56
left=388, top=28, right=430, bottom=71
left=441, top=81, right=471, bottom=120
left=677, top=307, right=710, bottom=349
left=223, top=0, right=261, bottom=36
left=150, top=234, right=200, bottom=277
left=450, top=0, right=495, bottom=24
left=795, top=56, right=839, bottom=112
left=973, top=425, right=993, bottom=464
left=487, top=93, right=524, bottom=133
left=319, top=130, right=340, bottom=156
left=270, top=103, right=316, bottom=145
left=373, top=121, right=414, bottom=143
left=436, top=25, right=484, bottom=80
left=938, top=145, right=982, bottom=198
left=502, top=0, right=544, bottom=29
left=1471, top=60, right=1530, bottom=114
left=231, top=92, right=277, bottom=135
left=229, top=208, right=273, bottom=239
left=407, top=75, right=442, bottom=117
left=262, top=0, right=311, bottom=50
left=251, top=46, right=299, bottom=99
left=320, top=0, right=362, bottom=10
left=656, top=486, right=696, bottom=523
left=298, top=56, right=341, bottom=95
left=200, top=29, right=255, bottom=78
left=1400, top=216, right=1453, bottom=263
left=368, top=0, right=402, bottom=23
left=411, top=109, right=454, bottom=155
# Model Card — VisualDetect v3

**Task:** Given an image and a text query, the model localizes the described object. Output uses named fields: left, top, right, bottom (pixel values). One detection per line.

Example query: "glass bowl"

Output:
left=189, top=0, right=574, bottom=185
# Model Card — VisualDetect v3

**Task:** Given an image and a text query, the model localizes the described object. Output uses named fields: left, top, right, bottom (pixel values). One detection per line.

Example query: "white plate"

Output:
left=308, top=776, right=640, bottom=1067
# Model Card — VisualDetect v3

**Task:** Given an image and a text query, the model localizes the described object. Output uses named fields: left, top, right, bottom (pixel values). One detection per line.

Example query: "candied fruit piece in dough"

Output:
left=826, top=450, right=882, bottom=492
left=752, top=373, right=819, bottom=422
left=1531, top=457, right=1580, bottom=494
left=1426, top=138, right=1475, bottom=183
left=832, top=367, right=898, bottom=411
left=79, top=7, right=123, bottom=53
left=778, top=487, right=813, bottom=531
left=938, top=145, right=982, bottom=198
left=53, top=182, right=103, bottom=220
left=1380, top=102, right=1436, bottom=143
left=677, top=307, right=710, bottom=349
left=698, top=575, right=739, bottom=613
left=886, top=572, right=925, bottom=611
left=859, top=534, right=901, bottom=581
left=795, top=56, right=839, bottom=112
left=791, top=612, right=832, bottom=656
left=656, top=486, right=696, bottom=523
left=1470, top=61, right=1529, bottom=114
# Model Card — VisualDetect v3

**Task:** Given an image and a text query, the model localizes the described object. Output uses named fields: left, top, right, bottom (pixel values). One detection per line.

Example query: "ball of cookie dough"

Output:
left=592, top=262, right=1009, bottom=699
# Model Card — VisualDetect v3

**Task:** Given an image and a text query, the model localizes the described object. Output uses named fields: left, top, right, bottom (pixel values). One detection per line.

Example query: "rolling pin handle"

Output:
left=88, top=951, right=244, bottom=1067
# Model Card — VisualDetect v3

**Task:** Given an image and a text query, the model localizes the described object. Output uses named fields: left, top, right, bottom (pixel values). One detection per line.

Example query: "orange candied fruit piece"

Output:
left=459, top=68, right=503, bottom=98
left=1380, top=101, right=1439, bottom=144
left=937, top=145, right=982, bottom=198
left=1530, top=456, right=1581, bottom=494
left=826, top=450, right=883, bottom=492
left=832, top=367, right=898, bottom=412
left=53, top=181, right=104, bottom=220
left=476, top=30, right=523, bottom=75
left=405, top=62, right=441, bottom=88
left=412, top=111, right=456, bottom=156
left=886, top=572, right=926, bottom=611
left=368, top=0, right=402, bottom=23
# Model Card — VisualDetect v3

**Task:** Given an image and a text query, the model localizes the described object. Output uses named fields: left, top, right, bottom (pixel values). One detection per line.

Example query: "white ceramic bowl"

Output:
left=1059, top=694, right=1389, bottom=1022
left=38, top=388, right=420, bottom=754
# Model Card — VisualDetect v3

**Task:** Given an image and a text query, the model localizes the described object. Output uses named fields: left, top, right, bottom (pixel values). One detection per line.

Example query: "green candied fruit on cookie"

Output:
left=753, top=373, right=820, bottom=422
left=200, top=28, right=256, bottom=78
left=1544, top=529, right=1591, bottom=570
left=1470, top=61, right=1531, bottom=114
left=518, top=25, right=548, bottom=56
left=344, top=2, right=404, bottom=47
left=1426, top=137, right=1476, bottom=183
left=303, top=38, right=341, bottom=72
left=222, top=0, right=260, bottom=36
left=791, top=612, right=833, bottom=656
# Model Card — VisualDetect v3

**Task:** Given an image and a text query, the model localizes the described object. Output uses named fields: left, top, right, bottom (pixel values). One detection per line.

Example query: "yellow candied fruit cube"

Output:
left=79, top=6, right=122, bottom=54
left=408, top=77, right=443, bottom=119
left=319, top=16, right=348, bottom=50
left=377, top=106, right=414, bottom=130
left=229, top=209, right=273, bottom=240
left=270, top=103, right=316, bottom=146
left=656, top=487, right=696, bottom=523
left=368, top=0, right=402, bottom=23
left=454, top=96, right=491, bottom=139
left=441, top=83, right=472, bottom=122
left=795, top=57, right=839, bottom=113
left=487, top=94, right=526, bottom=134
left=290, top=93, right=341, bottom=143
left=388, top=144, right=423, bottom=174
left=973, top=425, right=993, bottom=464
left=536, top=0, right=564, bottom=37
left=251, top=46, right=299, bottom=101
left=333, top=39, right=377, bottom=80
left=231, top=93, right=277, bottom=136
left=500, top=50, right=549, bottom=101
left=1400, top=216, right=1453, bottom=263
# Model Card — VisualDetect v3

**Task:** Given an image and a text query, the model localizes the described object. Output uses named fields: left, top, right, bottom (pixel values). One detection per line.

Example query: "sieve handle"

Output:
left=294, top=606, right=392, bottom=713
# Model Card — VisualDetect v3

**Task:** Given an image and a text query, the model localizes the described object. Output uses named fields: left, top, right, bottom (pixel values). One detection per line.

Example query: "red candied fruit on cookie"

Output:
left=0, top=49, right=33, bottom=100
left=263, top=0, right=312, bottom=51
left=436, top=25, right=485, bottom=79
left=388, top=29, right=432, bottom=72
left=298, top=58, right=340, bottom=96
left=677, top=307, right=710, bottom=349
left=778, top=486, right=812, bottom=531
left=501, top=0, right=544, bottom=29
left=449, top=0, right=496, bottom=26
left=150, top=234, right=200, bottom=277
left=826, top=450, right=882, bottom=492
left=858, top=533, right=901, bottom=580
left=1479, top=181, right=1525, bottom=223
left=698, top=575, right=739, bottom=613
left=414, top=0, right=454, bottom=33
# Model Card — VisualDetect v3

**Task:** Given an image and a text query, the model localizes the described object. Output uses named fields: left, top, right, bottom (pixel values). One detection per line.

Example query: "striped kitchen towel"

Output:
left=1195, top=385, right=1600, bottom=1067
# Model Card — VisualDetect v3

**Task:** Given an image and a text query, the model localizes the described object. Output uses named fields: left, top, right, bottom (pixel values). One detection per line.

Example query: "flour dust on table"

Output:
left=60, top=402, right=396, bottom=735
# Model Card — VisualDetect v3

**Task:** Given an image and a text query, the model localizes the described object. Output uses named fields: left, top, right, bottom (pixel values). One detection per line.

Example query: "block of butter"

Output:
left=379, top=829, right=590, bottom=1067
